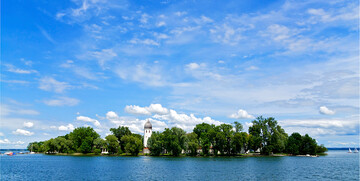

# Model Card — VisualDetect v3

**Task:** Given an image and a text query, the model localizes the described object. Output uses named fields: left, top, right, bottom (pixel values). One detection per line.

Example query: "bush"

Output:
left=94, top=149, right=101, bottom=155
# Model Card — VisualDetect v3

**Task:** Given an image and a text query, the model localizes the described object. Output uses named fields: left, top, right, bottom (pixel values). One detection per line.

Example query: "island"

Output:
left=28, top=116, right=327, bottom=157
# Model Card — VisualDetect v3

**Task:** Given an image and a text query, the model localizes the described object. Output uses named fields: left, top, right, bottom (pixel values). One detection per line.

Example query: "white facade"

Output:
left=144, top=120, right=152, bottom=148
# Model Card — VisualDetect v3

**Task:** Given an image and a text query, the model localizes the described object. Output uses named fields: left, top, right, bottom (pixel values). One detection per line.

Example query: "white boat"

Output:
left=348, top=148, right=352, bottom=153
left=354, top=148, right=359, bottom=153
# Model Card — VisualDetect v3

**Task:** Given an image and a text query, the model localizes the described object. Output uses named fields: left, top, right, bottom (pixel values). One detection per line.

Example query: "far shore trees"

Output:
left=28, top=116, right=327, bottom=156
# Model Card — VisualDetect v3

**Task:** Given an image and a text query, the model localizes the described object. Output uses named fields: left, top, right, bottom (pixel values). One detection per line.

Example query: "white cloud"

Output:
left=4, top=64, right=37, bottom=74
left=0, top=139, right=10, bottom=144
left=76, top=116, right=101, bottom=127
left=58, top=124, right=75, bottom=131
left=115, top=64, right=167, bottom=87
left=319, top=106, right=335, bottom=115
left=23, top=122, right=34, bottom=128
left=125, top=104, right=169, bottom=116
left=38, top=26, right=56, bottom=44
left=229, top=109, right=255, bottom=119
left=140, top=13, right=150, bottom=24
left=12, top=129, right=34, bottom=136
left=153, top=109, right=224, bottom=132
left=60, top=60, right=98, bottom=80
left=105, top=111, right=167, bottom=133
left=129, top=38, right=159, bottom=46
left=0, top=139, right=25, bottom=145
left=0, top=132, right=3, bottom=136
left=43, top=97, right=79, bottom=106
left=0, top=104, right=39, bottom=116
left=106, top=111, right=118, bottom=119
left=39, top=77, right=70, bottom=93
left=147, top=104, right=169, bottom=115
left=186, top=63, right=201, bottom=70
left=125, top=105, right=151, bottom=115
left=279, top=118, right=358, bottom=136
left=174, top=11, right=187, bottom=16
left=218, top=60, right=225, bottom=64
left=90, top=49, right=117, bottom=67
left=246, top=66, right=259, bottom=71
left=157, top=21, right=166, bottom=27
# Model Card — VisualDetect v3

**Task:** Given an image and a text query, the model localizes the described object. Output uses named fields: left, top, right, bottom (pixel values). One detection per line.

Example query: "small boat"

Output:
left=354, top=148, right=359, bottom=153
left=4, top=152, right=14, bottom=156
left=348, top=148, right=352, bottom=153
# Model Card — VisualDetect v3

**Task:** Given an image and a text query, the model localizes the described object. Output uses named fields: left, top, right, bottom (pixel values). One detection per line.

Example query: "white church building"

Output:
left=143, top=120, right=152, bottom=154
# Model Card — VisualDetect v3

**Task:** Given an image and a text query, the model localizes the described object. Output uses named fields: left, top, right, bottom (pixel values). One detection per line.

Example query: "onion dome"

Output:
left=144, top=120, right=152, bottom=129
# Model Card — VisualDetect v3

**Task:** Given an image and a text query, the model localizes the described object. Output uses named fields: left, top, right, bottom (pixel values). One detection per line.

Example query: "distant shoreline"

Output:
left=33, top=152, right=327, bottom=157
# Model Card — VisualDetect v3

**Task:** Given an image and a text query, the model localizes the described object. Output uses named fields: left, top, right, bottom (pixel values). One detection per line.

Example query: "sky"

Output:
left=1, top=0, right=359, bottom=149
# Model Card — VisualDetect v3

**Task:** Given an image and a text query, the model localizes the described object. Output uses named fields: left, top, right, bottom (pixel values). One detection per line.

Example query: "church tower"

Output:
left=144, top=120, right=152, bottom=148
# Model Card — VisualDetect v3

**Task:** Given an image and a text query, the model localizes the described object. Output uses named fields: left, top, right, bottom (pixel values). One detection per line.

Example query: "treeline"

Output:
left=147, top=116, right=327, bottom=156
left=28, top=116, right=327, bottom=156
left=28, top=126, right=143, bottom=155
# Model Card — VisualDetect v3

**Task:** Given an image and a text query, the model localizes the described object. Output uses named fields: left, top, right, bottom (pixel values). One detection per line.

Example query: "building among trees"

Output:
left=143, top=120, right=152, bottom=154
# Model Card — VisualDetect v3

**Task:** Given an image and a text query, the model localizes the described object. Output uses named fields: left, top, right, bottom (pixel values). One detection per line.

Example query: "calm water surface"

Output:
left=1, top=150, right=359, bottom=180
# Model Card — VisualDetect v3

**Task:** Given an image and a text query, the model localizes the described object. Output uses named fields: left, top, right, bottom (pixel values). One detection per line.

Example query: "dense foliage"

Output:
left=28, top=116, right=327, bottom=156
left=28, top=126, right=143, bottom=155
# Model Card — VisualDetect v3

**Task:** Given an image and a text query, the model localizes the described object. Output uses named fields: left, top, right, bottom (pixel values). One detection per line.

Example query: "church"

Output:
left=143, top=120, right=152, bottom=154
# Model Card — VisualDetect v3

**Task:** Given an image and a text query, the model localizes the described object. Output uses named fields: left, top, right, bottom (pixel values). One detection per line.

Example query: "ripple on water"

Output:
left=1, top=151, right=358, bottom=180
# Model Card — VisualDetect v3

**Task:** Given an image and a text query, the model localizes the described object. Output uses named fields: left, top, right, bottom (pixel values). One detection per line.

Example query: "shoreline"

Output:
left=41, top=152, right=327, bottom=157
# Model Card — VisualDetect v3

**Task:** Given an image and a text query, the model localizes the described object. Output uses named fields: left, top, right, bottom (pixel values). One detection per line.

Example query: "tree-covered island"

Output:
left=28, top=116, right=327, bottom=156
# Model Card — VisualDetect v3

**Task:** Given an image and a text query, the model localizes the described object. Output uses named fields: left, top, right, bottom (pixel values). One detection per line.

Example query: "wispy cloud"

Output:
left=37, top=26, right=56, bottom=44
left=43, top=97, right=79, bottom=106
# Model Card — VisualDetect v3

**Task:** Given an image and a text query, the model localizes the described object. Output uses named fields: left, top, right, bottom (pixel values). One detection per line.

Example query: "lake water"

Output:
left=1, top=150, right=358, bottom=180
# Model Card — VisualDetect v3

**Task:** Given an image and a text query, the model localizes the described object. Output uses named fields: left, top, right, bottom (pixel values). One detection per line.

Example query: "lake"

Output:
left=1, top=150, right=358, bottom=180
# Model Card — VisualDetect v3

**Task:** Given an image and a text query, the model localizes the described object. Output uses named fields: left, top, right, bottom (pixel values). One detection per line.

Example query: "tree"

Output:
left=185, top=133, right=199, bottom=156
left=93, top=138, right=106, bottom=149
left=161, top=127, right=186, bottom=156
left=147, top=131, right=163, bottom=156
left=193, top=123, right=213, bottom=155
left=27, top=141, right=45, bottom=152
left=232, top=132, right=249, bottom=154
left=43, top=139, right=57, bottom=153
left=105, top=135, right=120, bottom=154
left=317, top=144, right=327, bottom=153
left=234, top=121, right=243, bottom=133
left=110, top=126, right=132, bottom=151
left=121, top=135, right=142, bottom=156
left=249, top=116, right=288, bottom=155
left=68, top=127, right=100, bottom=153
left=286, top=132, right=302, bottom=155
left=301, top=134, right=317, bottom=155
left=219, top=124, right=234, bottom=155
left=54, top=137, right=73, bottom=153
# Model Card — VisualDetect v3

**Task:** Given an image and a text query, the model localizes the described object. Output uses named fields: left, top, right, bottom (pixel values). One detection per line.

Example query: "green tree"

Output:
left=54, top=137, right=73, bottom=153
left=147, top=131, right=163, bottom=156
left=93, top=137, right=106, bottom=149
left=249, top=116, right=288, bottom=155
left=105, top=135, right=120, bottom=154
left=301, top=134, right=317, bottom=155
left=110, top=126, right=132, bottom=151
left=234, top=121, right=243, bottom=133
left=43, top=138, right=57, bottom=153
left=185, top=133, right=199, bottom=156
left=232, top=132, right=249, bottom=154
left=68, top=127, right=100, bottom=153
left=193, top=123, right=213, bottom=155
left=286, top=132, right=302, bottom=155
left=27, top=141, right=45, bottom=152
left=316, top=144, right=327, bottom=153
left=121, top=135, right=142, bottom=156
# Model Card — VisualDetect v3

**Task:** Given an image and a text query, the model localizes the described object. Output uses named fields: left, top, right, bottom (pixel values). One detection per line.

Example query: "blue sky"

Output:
left=1, top=0, right=359, bottom=148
